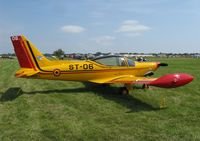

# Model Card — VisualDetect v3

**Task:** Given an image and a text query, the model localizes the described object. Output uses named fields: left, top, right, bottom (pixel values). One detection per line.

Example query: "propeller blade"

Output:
left=157, top=63, right=168, bottom=67
left=144, top=71, right=154, bottom=77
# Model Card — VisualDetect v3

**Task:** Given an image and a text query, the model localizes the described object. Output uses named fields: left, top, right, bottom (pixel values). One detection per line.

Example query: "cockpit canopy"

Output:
left=92, top=56, right=135, bottom=67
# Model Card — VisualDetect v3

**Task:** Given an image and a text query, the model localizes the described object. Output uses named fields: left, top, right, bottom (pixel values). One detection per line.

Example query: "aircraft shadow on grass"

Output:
left=22, top=83, right=162, bottom=112
left=0, top=84, right=163, bottom=112
left=0, top=87, right=23, bottom=102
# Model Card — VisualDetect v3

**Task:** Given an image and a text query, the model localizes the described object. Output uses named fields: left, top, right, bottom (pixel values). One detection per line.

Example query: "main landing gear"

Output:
left=119, top=84, right=150, bottom=95
left=119, top=87, right=129, bottom=95
left=119, top=84, right=132, bottom=95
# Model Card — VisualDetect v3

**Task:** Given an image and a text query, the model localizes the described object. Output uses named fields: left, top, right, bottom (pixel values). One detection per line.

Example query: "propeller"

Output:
left=157, top=62, right=168, bottom=67
left=144, top=71, right=154, bottom=77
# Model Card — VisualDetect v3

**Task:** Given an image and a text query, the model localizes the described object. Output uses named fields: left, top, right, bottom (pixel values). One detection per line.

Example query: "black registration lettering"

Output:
left=83, top=64, right=88, bottom=69
left=69, top=65, right=74, bottom=70
left=89, top=64, right=93, bottom=69
left=75, top=64, right=79, bottom=70
left=68, top=64, right=93, bottom=70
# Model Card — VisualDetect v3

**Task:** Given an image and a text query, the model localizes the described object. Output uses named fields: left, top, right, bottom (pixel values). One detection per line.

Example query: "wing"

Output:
left=89, top=73, right=193, bottom=88
left=89, top=75, right=156, bottom=84
left=15, top=68, right=39, bottom=77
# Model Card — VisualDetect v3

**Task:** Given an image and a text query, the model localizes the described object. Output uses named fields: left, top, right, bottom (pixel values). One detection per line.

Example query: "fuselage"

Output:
left=33, top=59, right=159, bottom=82
left=10, top=35, right=159, bottom=83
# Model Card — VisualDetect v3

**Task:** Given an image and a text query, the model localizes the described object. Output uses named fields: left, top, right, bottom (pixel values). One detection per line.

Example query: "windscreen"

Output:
left=94, top=56, right=127, bottom=66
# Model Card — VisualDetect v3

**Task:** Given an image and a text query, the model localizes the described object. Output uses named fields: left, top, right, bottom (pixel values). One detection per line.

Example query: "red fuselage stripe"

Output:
left=38, top=68, right=137, bottom=75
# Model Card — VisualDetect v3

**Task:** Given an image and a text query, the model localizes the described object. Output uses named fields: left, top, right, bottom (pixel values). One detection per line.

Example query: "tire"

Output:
left=142, top=84, right=149, bottom=89
left=119, top=87, right=129, bottom=95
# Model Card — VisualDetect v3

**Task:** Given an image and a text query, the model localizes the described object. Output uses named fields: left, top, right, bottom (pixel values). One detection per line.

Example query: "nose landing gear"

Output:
left=142, top=84, right=149, bottom=89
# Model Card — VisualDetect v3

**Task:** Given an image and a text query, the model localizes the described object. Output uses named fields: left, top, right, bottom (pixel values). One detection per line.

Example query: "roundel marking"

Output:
left=53, top=69, right=61, bottom=77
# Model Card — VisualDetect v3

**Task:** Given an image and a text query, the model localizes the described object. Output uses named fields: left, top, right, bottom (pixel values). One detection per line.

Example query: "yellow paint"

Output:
left=13, top=35, right=159, bottom=84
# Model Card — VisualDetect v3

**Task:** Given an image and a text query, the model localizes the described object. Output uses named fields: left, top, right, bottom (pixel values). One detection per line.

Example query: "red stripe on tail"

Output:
left=10, top=36, right=35, bottom=69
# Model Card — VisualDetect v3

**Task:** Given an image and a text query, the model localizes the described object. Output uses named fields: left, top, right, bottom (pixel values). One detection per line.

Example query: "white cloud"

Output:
left=61, top=25, right=85, bottom=33
left=91, top=35, right=116, bottom=46
left=116, top=20, right=151, bottom=35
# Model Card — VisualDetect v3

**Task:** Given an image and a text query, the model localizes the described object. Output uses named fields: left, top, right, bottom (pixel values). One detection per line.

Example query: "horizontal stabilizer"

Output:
left=15, top=68, right=39, bottom=77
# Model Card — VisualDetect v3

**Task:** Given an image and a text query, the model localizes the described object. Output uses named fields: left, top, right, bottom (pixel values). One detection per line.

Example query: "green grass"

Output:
left=0, top=58, right=200, bottom=141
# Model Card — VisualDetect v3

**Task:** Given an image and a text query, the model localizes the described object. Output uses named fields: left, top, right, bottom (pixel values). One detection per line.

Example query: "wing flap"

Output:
left=89, top=75, right=156, bottom=84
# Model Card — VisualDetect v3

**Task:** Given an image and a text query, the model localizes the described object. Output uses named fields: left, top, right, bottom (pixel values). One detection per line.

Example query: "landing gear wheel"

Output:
left=119, top=87, right=129, bottom=95
left=101, top=84, right=109, bottom=87
left=142, top=84, right=149, bottom=89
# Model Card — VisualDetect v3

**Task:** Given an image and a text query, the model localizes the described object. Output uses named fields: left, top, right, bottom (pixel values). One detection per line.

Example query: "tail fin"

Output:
left=10, top=35, right=50, bottom=71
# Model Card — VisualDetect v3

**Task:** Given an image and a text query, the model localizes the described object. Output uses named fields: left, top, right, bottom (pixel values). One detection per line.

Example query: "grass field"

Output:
left=0, top=58, right=200, bottom=141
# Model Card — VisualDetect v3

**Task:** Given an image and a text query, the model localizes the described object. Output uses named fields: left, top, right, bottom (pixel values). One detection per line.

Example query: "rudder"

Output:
left=11, top=36, right=36, bottom=69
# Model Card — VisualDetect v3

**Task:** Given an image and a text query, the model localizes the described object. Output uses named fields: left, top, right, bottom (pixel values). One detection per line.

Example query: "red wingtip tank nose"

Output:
left=149, top=73, right=193, bottom=88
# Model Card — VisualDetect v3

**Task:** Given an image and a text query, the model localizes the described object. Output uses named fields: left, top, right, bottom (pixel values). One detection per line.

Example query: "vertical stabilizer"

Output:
left=11, top=35, right=51, bottom=71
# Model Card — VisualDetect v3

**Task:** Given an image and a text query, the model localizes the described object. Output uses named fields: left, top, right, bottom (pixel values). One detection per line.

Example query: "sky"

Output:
left=0, top=0, right=200, bottom=54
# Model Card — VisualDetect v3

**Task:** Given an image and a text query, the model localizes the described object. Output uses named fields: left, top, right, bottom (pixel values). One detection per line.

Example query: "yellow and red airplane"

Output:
left=11, top=35, right=193, bottom=94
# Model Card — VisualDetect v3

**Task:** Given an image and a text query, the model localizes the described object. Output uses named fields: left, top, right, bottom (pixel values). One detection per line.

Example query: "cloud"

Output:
left=61, top=25, right=85, bottom=33
left=91, top=35, right=116, bottom=46
left=116, top=20, right=151, bottom=35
